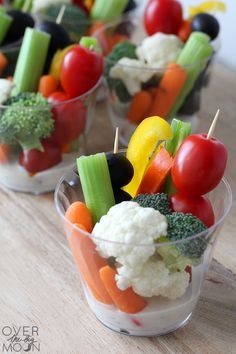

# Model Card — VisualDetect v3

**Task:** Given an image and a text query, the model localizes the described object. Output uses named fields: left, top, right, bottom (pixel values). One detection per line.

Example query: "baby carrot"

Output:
left=0, top=144, right=11, bottom=163
left=0, top=52, right=8, bottom=76
left=65, top=201, right=93, bottom=233
left=68, top=228, right=113, bottom=305
left=178, top=20, right=192, bottom=43
left=127, top=90, right=153, bottom=125
left=38, top=75, right=58, bottom=98
left=137, top=147, right=173, bottom=195
left=147, top=63, right=187, bottom=119
left=99, top=265, right=147, bottom=314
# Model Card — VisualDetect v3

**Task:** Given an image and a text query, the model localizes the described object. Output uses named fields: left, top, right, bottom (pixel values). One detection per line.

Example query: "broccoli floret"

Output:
left=0, top=93, right=54, bottom=151
left=166, top=212, right=208, bottom=259
left=132, top=193, right=172, bottom=215
left=156, top=236, right=199, bottom=272
left=105, top=41, right=137, bottom=103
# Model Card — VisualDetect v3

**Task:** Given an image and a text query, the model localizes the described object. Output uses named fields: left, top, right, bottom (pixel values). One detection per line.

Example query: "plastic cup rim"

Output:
left=54, top=156, right=232, bottom=248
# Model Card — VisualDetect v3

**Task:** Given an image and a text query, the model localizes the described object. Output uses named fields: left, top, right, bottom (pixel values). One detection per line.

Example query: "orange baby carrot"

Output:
left=137, top=147, right=173, bottom=195
left=0, top=52, right=8, bottom=75
left=99, top=266, right=147, bottom=314
left=0, top=144, right=11, bottom=163
left=68, top=228, right=113, bottom=305
left=178, top=20, right=192, bottom=43
left=147, top=63, right=187, bottom=119
left=127, top=90, right=153, bottom=125
left=65, top=201, right=93, bottom=233
left=38, top=75, right=58, bottom=98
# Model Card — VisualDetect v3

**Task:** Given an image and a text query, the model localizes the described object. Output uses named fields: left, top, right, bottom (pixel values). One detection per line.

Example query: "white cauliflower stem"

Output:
left=92, top=201, right=167, bottom=268
left=116, top=260, right=190, bottom=299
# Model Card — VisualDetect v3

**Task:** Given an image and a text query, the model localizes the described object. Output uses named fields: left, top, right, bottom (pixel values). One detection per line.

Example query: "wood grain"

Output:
left=0, top=63, right=236, bottom=354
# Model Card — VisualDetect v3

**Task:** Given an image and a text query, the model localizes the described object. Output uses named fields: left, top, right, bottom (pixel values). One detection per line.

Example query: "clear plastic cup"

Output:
left=0, top=78, right=101, bottom=193
left=94, top=17, right=218, bottom=146
left=54, top=159, right=232, bottom=336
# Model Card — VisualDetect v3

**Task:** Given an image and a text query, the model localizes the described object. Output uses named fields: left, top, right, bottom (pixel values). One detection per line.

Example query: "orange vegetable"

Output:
left=137, top=147, right=173, bottom=195
left=0, top=144, right=11, bottom=163
left=65, top=201, right=93, bottom=232
left=0, top=52, right=8, bottom=75
left=99, top=266, right=147, bottom=314
left=178, top=20, right=192, bottom=43
left=147, top=63, right=187, bottom=119
left=68, top=227, right=113, bottom=304
left=38, top=75, right=58, bottom=98
left=86, top=21, right=105, bottom=36
left=127, top=91, right=153, bottom=125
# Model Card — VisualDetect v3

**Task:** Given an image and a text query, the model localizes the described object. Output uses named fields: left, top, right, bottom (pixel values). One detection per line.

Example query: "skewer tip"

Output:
left=113, top=127, right=119, bottom=154
left=207, top=109, right=220, bottom=139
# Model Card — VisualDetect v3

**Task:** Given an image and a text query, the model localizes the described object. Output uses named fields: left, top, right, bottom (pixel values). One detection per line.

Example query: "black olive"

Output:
left=124, top=0, right=137, bottom=13
left=191, top=13, right=220, bottom=40
left=35, top=21, right=71, bottom=58
left=106, top=153, right=134, bottom=188
left=3, top=10, right=34, bottom=45
left=114, top=189, right=132, bottom=204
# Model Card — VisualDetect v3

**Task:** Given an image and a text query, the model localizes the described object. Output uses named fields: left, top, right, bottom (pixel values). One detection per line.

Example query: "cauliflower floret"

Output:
left=136, top=33, right=183, bottom=68
left=92, top=201, right=167, bottom=268
left=116, top=259, right=190, bottom=299
left=0, top=79, right=14, bottom=104
left=109, top=58, right=154, bottom=95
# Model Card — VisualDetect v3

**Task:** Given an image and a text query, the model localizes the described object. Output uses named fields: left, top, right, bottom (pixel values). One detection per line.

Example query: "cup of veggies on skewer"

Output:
left=55, top=110, right=232, bottom=336
left=0, top=5, right=104, bottom=193
left=94, top=0, right=224, bottom=145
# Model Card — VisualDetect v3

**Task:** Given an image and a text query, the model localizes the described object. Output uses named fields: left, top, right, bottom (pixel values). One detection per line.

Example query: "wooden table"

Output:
left=0, top=63, right=235, bottom=354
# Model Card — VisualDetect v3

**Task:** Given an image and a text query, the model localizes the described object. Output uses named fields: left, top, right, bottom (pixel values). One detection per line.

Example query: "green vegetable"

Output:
left=0, top=93, right=54, bottom=151
left=156, top=236, right=199, bottom=272
left=105, top=41, right=137, bottom=103
left=77, top=153, right=115, bottom=223
left=169, top=32, right=213, bottom=118
left=166, top=212, right=208, bottom=259
left=0, top=12, right=13, bottom=45
left=38, top=4, right=88, bottom=41
left=13, top=28, right=51, bottom=95
left=132, top=193, right=172, bottom=216
left=91, top=0, right=129, bottom=21
left=164, top=119, right=191, bottom=196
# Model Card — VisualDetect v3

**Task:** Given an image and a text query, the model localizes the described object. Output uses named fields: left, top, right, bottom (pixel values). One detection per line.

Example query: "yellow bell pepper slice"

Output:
left=123, top=116, right=173, bottom=197
left=49, top=44, right=76, bottom=80
left=188, top=1, right=226, bottom=17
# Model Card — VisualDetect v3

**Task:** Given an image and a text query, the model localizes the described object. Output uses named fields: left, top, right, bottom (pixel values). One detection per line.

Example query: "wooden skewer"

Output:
left=113, top=127, right=119, bottom=154
left=56, top=5, right=66, bottom=24
left=207, top=109, right=220, bottom=139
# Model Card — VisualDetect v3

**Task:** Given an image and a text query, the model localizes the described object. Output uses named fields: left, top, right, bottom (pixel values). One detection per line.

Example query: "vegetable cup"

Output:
left=0, top=78, right=101, bottom=194
left=94, top=17, right=219, bottom=146
left=54, top=154, right=232, bottom=337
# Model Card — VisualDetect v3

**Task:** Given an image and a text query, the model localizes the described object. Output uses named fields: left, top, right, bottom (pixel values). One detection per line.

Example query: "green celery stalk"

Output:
left=91, top=0, right=129, bottom=21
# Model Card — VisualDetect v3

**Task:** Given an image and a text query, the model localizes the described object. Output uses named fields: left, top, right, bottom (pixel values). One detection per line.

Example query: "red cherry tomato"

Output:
left=171, top=134, right=228, bottom=197
left=60, top=45, right=103, bottom=98
left=19, top=142, right=62, bottom=173
left=170, top=192, right=215, bottom=227
left=144, top=0, right=183, bottom=36
left=72, top=0, right=89, bottom=14
left=47, top=91, right=86, bottom=145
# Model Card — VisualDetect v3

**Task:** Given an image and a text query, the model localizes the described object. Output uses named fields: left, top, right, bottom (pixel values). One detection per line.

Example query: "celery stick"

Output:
left=77, top=153, right=115, bottom=223
left=91, top=0, right=129, bottom=21
left=168, top=32, right=213, bottom=118
left=164, top=119, right=191, bottom=196
left=0, top=12, right=13, bottom=45
left=13, top=28, right=51, bottom=95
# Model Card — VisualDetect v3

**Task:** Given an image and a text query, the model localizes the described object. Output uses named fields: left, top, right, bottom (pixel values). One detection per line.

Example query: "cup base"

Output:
left=96, top=312, right=192, bottom=337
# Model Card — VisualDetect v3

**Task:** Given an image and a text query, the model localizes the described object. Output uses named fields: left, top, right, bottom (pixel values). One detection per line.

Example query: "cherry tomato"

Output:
left=171, top=134, right=228, bottom=196
left=72, top=0, right=89, bottom=14
left=170, top=192, right=215, bottom=227
left=144, top=0, right=183, bottom=36
left=60, top=44, right=103, bottom=98
left=19, top=142, right=62, bottom=173
left=47, top=91, right=86, bottom=145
